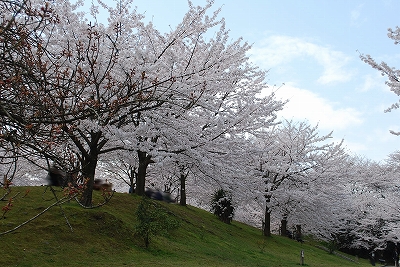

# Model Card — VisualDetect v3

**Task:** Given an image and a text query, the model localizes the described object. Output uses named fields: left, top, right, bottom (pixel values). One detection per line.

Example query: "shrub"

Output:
left=135, top=197, right=180, bottom=248
left=211, top=189, right=234, bottom=224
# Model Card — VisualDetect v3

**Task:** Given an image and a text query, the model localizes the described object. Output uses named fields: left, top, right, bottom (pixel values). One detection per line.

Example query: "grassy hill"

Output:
left=0, top=186, right=369, bottom=267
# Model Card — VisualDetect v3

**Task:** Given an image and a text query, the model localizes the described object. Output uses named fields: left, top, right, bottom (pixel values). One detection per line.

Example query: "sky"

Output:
left=96, top=0, right=400, bottom=162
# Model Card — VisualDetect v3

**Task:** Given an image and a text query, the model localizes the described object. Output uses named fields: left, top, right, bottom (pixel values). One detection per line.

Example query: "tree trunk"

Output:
left=136, top=150, right=152, bottom=196
left=281, top=218, right=288, bottom=236
left=296, top=225, right=302, bottom=240
left=263, top=209, right=271, bottom=236
left=128, top=165, right=136, bottom=194
left=263, top=196, right=272, bottom=236
left=79, top=131, right=101, bottom=207
left=79, top=157, right=96, bottom=207
left=179, top=172, right=186, bottom=206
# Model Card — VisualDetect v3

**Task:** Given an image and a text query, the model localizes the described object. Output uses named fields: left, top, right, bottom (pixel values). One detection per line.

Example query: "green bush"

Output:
left=135, top=197, right=180, bottom=248
left=211, top=189, right=235, bottom=224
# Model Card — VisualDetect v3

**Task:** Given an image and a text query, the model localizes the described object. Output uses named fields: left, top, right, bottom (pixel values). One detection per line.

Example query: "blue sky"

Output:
left=98, top=0, right=400, bottom=161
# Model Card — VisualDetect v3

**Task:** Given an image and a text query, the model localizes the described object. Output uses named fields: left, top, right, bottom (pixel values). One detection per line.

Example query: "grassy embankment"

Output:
left=0, top=186, right=369, bottom=266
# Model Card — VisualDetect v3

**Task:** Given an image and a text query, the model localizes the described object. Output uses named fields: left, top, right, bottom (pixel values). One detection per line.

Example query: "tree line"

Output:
left=1, top=0, right=400, bottom=254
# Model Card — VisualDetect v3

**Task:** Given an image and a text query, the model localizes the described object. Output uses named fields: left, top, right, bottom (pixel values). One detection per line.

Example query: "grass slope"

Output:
left=0, top=186, right=368, bottom=267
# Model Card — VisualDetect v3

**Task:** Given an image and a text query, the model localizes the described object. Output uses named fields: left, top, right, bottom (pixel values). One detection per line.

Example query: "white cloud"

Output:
left=249, top=35, right=354, bottom=84
left=360, top=126, right=400, bottom=160
left=267, top=84, right=363, bottom=131
left=358, top=72, right=388, bottom=92
left=332, top=125, right=400, bottom=160
left=358, top=74, right=378, bottom=92
left=350, top=4, right=364, bottom=26
left=342, top=140, right=368, bottom=155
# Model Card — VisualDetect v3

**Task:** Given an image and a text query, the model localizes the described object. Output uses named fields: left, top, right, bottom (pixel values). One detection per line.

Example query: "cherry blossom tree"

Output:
left=360, top=26, right=400, bottom=136
left=0, top=0, right=283, bottom=207
left=107, top=0, right=284, bottom=197
left=92, top=0, right=283, bottom=198
left=292, top=154, right=355, bottom=250
left=243, top=120, right=346, bottom=236
left=358, top=28, right=400, bottom=249
left=347, top=155, right=400, bottom=250
left=1, top=0, right=153, bottom=205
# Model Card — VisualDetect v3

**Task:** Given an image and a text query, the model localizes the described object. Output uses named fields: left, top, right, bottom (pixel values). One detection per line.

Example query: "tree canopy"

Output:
left=2, top=0, right=400, bottom=255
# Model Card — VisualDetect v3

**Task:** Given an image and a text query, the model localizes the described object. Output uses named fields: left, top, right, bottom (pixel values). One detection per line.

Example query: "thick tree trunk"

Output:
left=263, top=196, right=272, bottom=236
left=281, top=218, right=288, bottom=236
left=136, top=150, right=152, bottom=196
left=79, top=157, right=97, bottom=207
left=79, top=131, right=101, bottom=207
left=263, top=209, right=271, bottom=236
left=179, top=172, right=186, bottom=206
left=263, top=208, right=271, bottom=236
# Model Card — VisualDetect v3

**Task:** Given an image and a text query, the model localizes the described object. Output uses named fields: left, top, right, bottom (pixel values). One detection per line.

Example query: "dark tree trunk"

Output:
left=281, top=218, right=288, bottom=236
left=263, top=195, right=272, bottom=236
left=79, top=131, right=101, bottom=207
left=179, top=172, right=186, bottom=206
left=128, top=165, right=136, bottom=194
left=263, top=209, right=271, bottom=236
left=296, top=225, right=302, bottom=240
left=136, top=150, right=152, bottom=196
left=79, top=157, right=97, bottom=207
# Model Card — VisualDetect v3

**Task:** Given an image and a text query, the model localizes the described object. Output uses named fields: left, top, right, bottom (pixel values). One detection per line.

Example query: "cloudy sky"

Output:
left=99, top=0, right=400, bottom=161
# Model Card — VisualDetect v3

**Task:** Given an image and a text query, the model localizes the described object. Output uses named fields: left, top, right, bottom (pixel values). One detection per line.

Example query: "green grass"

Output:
left=0, top=186, right=369, bottom=267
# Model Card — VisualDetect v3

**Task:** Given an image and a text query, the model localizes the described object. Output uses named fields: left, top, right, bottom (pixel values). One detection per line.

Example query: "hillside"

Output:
left=0, top=186, right=368, bottom=267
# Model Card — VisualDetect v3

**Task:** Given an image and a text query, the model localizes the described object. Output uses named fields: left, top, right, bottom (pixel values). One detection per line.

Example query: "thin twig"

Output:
left=0, top=188, right=11, bottom=201
left=74, top=190, right=115, bottom=209
left=0, top=196, right=73, bottom=236
left=49, top=186, right=73, bottom=232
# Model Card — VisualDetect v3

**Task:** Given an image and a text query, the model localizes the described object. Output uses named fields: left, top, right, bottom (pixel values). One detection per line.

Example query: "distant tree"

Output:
left=211, top=189, right=235, bottom=224
left=345, top=156, right=400, bottom=250
left=100, top=149, right=139, bottom=193
left=246, top=120, right=345, bottom=236
left=276, top=137, right=351, bottom=244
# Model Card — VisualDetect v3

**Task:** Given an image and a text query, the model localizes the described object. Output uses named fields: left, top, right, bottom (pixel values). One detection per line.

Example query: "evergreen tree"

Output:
left=211, top=189, right=235, bottom=224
